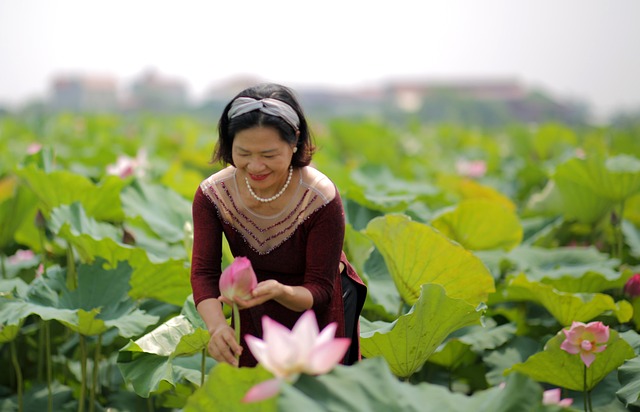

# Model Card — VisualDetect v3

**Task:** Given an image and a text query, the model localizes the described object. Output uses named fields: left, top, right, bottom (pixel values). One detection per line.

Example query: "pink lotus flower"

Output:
left=106, top=149, right=148, bottom=179
left=624, top=273, right=640, bottom=298
left=542, top=388, right=573, bottom=407
left=243, top=310, right=350, bottom=403
left=560, top=321, right=609, bottom=367
left=455, top=159, right=487, bottom=178
left=8, top=249, right=36, bottom=264
left=219, top=256, right=257, bottom=301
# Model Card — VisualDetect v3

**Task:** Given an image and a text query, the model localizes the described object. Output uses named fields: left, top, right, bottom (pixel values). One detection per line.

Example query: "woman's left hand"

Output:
left=220, top=279, right=283, bottom=309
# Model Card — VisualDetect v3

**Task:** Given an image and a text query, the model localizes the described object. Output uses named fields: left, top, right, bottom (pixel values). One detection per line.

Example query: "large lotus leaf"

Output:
left=440, top=176, right=517, bottom=212
left=118, top=314, right=213, bottom=398
left=121, top=180, right=192, bottom=243
left=505, top=245, right=627, bottom=293
left=0, top=177, right=38, bottom=249
left=551, top=155, right=640, bottom=223
left=431, top=199, right=523, bottom=251
left=278, top=357, right=554, bottom=412
left=182, top=363, right=275, bottom=412
left=49, top=203, right=191, bottom=306
left=360, top=283, right=484, bottom=378
left=364, top=214, right=495, bottom=306
left=16, top=165, right=126, bottom=221
left=57, top=259, right=159, bottom=337
left=508, top=328, right=634, bottom=392
left=346, top=165, right=437, bottom=213
left=617, top=357, right=640, bottom=407
left=496, top=273, right=632, bottom=326
left=361, top=248, right=402, bottom=321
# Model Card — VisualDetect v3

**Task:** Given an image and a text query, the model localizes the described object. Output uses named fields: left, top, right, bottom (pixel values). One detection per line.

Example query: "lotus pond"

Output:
left=1, top=114, right=640, bottom=411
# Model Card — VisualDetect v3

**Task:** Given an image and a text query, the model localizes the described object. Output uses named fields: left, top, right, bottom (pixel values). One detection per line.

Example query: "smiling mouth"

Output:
left=249, top=173, right=269, bottom=181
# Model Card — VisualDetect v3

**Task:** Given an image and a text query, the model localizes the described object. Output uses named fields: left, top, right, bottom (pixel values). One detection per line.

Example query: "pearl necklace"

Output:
left=245, top=166, right=293, bottom=203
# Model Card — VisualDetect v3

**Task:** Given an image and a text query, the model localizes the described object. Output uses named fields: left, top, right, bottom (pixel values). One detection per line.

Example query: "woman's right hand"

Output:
left=207, top=323, right=243, bottom=367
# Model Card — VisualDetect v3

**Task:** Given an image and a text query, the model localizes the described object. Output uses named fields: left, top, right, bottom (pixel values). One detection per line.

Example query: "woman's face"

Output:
left=232, top=126, right=295, bottom=194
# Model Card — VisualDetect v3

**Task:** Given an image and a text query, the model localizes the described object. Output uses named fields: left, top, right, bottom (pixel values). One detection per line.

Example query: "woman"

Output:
left=190, top=83, right=366, bottom=367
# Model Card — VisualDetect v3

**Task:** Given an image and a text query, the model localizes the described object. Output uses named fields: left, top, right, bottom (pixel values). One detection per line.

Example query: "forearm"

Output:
left=196, top=298, right=228, bottom=333
left=275, top=284, right=314, bottom=312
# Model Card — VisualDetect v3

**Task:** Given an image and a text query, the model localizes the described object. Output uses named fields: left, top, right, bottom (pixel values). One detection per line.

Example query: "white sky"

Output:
left=1, top=0, right=640, bottom=117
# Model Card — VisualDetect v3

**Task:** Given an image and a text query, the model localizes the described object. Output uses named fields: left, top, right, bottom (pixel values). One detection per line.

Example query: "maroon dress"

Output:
left=190, top=165, right=366, bottom=367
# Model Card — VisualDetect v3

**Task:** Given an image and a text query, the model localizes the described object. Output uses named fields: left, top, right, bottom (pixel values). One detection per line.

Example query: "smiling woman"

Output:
left=189, top=83, right=367, bottom=369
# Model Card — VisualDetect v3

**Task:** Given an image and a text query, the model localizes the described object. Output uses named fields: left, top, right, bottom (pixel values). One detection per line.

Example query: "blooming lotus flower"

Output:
left=560, top=321, right=609, bottom=367
left=624, top=273, right=640, bottom=298
left=219, top=256, right=257, bottom=301
left=542, top=388, right=573, bottom=407
left=243, top=310, right=351, bottom=403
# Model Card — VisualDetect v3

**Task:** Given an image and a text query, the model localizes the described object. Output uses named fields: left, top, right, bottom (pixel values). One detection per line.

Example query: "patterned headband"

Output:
left=228, top=97, right=300, bottom=131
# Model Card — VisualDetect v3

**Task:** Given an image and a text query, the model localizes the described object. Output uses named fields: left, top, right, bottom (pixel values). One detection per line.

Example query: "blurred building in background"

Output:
left=127, top=70, right=189, bottom=112
left=39, top=70, right=593, bottom=126
left=51, top=75, right=118, bottom=112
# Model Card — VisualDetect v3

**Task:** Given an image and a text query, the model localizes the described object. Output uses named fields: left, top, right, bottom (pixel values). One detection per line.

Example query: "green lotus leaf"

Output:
left=550, top=155, right=640, bottom=223
left=431, top=199, right=523, bottom=251
left=623, top=220, right=640, bottom=259
left=504, top=245, right=628, bottom=293
left=118, top=314, right=213, bottom=398
left=497, top=273, right=632, bottom=326
left=427, top=339, right=476, bottom=370
left=16, top=164, right=126, bottom=222
left=0, top=178, right=38, bottom=250
left=57, top=259, right=159, bottom=337
left=49, top=203, right=191, bottom=306
left=483, top=336, right=540, bottom=386
left=0, top=320, right=22, bottom=343
left=360, top=283, right=484, bottom=378
left=121, top=180, right=192, bottom=243
left=617, top=357, right=640, bottom=407
left=508, top=328, right=635, bottom=391
left=364, top=214, right=495, bottom=306
left=182, top=363, right=275, bottom=412
left=279, top=357, right=552, bottom=412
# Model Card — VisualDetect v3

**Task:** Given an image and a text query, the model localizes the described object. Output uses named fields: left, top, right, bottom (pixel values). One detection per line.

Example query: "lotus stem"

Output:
left=583, top=363, right=592, bottom=412
left=90, top=334, right=102, bottom=412
left=1, top=254, right=6, bottom=279
left=66, top=243, right=77, bottom=290
left=79, top=334, right=87, bottom=412
left=233, top=302, right=241, bottom=365
left=201, top=348, right=206, bottom=387
left=10, top=340, right=23, bottom=412
left=616, top=201, right=625, bottom=261
left=46, top=321, right=53, bottom=412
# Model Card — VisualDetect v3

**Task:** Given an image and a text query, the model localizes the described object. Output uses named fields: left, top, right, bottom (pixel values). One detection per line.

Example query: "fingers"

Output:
left=208, top=326, right=243, bottom=367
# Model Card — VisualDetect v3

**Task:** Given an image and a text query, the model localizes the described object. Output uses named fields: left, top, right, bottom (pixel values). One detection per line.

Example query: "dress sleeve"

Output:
left=303, top=191, right=346, bottom=310
left=190, top=186, right=224, bottom=306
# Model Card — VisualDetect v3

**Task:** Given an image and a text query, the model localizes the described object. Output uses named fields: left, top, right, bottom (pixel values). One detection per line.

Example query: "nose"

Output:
left=246, top=158, right=266, bottom=173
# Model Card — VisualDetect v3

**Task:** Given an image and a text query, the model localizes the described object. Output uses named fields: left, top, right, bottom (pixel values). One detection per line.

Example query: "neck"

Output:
left=245, top=166, right=293, bottom=203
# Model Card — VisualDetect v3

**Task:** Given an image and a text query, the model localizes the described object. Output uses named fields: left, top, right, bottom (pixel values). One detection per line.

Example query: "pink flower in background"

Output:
left=624, top=273, right=640, bottom=298
left=455, top=159, right=487, bottom=178
left=106, top=149, right=148, bottom=178
left=243, top=310, right=351, bottom=403
left=8, top=249, right=35, bottom=264
left=27, top=143, right=42, bottom=155
left=542, top=388, right=573, bottom=407
left=560, top=321, right=609, bottom=367
left=219, top=256, right=258, bottom=301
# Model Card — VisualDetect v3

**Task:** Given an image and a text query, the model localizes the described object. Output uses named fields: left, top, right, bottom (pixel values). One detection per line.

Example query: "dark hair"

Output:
left=212, top=83, right=314, bottom=167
